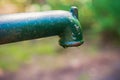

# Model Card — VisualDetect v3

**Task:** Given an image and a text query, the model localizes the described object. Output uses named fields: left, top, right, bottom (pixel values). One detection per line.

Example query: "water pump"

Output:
left=0, top=6, right=83, bottom=48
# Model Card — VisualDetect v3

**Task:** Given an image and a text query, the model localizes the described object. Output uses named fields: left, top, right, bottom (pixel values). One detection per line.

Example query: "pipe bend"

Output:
left=59, top=14, right=83, bottom=47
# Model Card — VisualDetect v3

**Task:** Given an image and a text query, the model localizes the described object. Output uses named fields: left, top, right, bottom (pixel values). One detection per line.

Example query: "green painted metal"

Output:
left=0, top=6, right=83, bottom=48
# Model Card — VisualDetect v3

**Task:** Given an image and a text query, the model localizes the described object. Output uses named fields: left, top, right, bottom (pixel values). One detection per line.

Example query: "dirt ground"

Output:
left=0, top=45, right=120, bottom=80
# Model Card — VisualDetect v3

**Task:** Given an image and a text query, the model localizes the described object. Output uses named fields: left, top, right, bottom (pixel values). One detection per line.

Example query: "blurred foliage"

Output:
left=0, top=38, right=58, bottom=70
left=93, top=0, right=120, bottom=44
left=0, top=0, right=120, bottom=70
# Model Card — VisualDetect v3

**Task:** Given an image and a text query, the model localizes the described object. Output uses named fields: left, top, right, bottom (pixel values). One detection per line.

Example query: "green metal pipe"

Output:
left=0, top=6, right=83, bottom=48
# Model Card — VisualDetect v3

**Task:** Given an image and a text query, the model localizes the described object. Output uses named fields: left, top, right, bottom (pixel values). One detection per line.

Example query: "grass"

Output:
left=0, top=37, right=59, bottom=70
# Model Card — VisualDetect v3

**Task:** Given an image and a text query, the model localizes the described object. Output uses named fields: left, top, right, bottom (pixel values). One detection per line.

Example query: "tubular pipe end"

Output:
left=70, top=6, right=79, bottom=19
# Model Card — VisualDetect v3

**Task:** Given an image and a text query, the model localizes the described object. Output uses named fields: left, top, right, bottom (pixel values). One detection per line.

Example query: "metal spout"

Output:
left=0, top=6, right=83, bottom=48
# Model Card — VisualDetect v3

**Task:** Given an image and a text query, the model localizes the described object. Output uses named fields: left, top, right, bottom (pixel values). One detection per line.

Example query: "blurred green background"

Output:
left=0, top=0, right=120, bottom=71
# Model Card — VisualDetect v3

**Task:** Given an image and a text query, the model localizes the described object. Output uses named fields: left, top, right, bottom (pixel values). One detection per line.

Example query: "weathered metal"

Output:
left=0, top=6, right=83, bottom=48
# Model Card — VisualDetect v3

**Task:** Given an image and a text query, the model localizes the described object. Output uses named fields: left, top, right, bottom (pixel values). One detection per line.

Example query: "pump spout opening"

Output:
left=62, top=41, right=84, bottom=48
